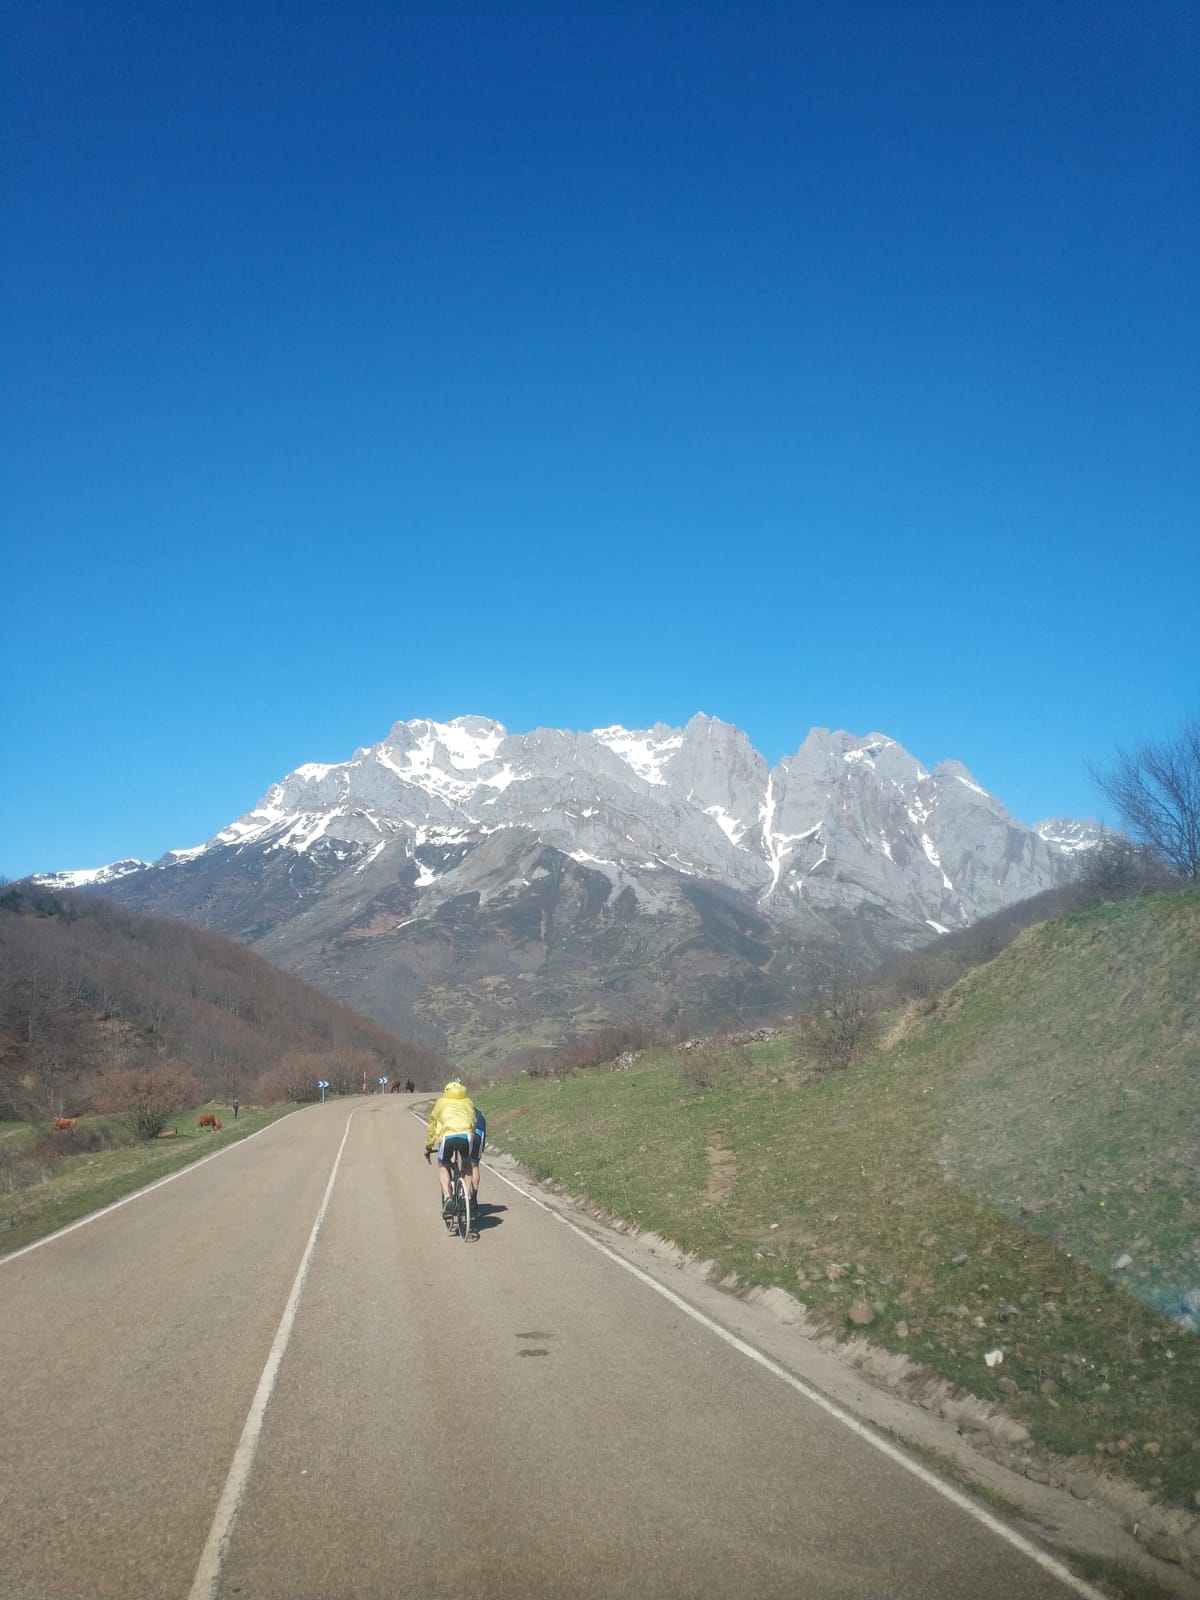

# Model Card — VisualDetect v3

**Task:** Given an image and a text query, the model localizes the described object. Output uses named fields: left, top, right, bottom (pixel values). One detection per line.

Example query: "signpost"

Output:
left=317, top=1078, right=330, bottom=1103
left=378, top=1076, right=388, bottom=1093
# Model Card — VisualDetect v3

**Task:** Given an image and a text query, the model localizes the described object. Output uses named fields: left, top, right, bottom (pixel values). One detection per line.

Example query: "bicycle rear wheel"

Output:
left=441, top=1153, right=458, bottom=1232
left=455, top=1170, right=472, bottom=1241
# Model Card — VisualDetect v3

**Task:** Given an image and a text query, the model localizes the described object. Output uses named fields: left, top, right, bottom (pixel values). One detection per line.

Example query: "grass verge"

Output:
left=0, top=1104, right=297, bottom=1255
left=478, top=896, right=1199, bottom=1515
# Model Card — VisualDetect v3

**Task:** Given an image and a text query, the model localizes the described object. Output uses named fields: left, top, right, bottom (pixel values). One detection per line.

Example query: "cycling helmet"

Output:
left=443, top=1080, right=467, bottom=1099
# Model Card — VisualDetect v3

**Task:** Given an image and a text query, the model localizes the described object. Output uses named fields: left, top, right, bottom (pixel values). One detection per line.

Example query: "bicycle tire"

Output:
left=439, top=1148, right=475, bottom=1242
left=441, top=1151, right=459, bottom=1232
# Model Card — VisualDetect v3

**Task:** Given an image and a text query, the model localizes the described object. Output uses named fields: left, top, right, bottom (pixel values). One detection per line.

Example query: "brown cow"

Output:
left=53, top=1117, right=77, bottom=1133
left=196, top=1114, right=222, bottom=1131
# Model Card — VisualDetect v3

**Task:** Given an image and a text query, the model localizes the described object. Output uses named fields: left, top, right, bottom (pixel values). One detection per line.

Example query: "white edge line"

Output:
left=188, top=1110, right=358, bottom=1600
left=0, top=1114, right=299, bottom=1265
left=482, top=1155, right=1109, bottom=1600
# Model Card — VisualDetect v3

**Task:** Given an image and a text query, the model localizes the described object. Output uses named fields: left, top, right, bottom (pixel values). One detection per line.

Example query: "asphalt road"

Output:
left=1, top=1099, right=1102, bottom=1600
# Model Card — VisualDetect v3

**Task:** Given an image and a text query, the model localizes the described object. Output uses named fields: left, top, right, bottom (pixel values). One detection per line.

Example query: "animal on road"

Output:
left=197, top=1114, right=222, bottom=1131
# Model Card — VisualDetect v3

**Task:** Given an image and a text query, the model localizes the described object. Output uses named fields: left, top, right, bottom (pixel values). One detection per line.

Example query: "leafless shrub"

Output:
left=327, top=1050, right=380, bottom=1096
left=802, top=973, right=881, bottom=1071
left=257, top=1052, right=326, bottom=1104
left=50, top=1121, right=121, bottom=1155
left=889, top=951, right=958, bottom=1005
left=547, top=1024, right=661, bottom=1076
left=1075, top=833, right=1182, bottom=905
left=94, top=1063, right=201, bottom=1139
left=679, top=1048, right=722, bottom=1091
left=955, top=917, right=1006, bottom=965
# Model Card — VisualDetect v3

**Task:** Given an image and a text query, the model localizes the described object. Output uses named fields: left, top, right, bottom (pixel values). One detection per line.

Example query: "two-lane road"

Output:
left=2, top=1100, right=1102, bottom=1599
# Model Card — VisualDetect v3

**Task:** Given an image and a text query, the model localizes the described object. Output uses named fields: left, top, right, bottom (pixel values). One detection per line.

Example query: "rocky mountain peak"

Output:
left=36, top=714, right=1096, bottom=1063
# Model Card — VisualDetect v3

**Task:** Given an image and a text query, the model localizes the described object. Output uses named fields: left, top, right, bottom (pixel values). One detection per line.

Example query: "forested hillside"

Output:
left=0, top=885, right=446, bottom=1119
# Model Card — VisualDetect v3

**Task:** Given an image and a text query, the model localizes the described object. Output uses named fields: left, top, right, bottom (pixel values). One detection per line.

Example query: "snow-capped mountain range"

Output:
left=40, top=715, right=1098, bottom=1064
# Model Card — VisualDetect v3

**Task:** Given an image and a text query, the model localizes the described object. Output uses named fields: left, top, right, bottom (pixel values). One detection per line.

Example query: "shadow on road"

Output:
left=472, top=1202, right=505, bottom=1233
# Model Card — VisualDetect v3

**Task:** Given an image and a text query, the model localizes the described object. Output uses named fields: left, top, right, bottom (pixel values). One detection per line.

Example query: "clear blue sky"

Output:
left=3, top=1, right=1197, bottom=879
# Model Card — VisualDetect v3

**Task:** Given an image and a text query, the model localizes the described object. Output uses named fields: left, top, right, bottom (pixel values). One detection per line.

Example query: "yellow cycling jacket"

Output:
left=425, top=1093, right=476, bottom=1147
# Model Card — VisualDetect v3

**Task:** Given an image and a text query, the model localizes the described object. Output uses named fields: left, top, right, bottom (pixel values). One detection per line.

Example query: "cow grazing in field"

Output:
left=52, top=1117, right=77, bottom=1133
left=196, top=1114, right=222, bottom=1131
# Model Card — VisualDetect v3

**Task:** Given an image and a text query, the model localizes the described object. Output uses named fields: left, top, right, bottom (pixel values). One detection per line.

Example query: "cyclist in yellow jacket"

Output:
left=424, top=1079, right=476, bottom=1217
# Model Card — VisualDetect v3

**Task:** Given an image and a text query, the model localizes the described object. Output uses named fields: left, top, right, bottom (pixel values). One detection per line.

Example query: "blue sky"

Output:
left=3, top=0, right=1197, bottom=879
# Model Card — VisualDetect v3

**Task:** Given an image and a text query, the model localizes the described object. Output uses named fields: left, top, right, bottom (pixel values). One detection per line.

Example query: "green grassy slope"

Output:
left=0, top=1105, right=298, bottom=1255
left=925, top=891, right=1199, bottom=1321
left=480, top=888, right=1200, bottom=1511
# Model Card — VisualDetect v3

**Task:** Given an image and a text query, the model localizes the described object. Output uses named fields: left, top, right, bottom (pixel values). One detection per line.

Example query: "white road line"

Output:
left=0, top=1117, right=294, bottom=1265
left=187, top=1111, right=358, bottom=1600
left=485, top=1159, right=1108, bottom=1600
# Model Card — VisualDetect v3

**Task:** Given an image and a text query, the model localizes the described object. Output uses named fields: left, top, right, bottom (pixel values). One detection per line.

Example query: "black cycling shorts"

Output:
left=434, top=1133, right=472, bottom=1166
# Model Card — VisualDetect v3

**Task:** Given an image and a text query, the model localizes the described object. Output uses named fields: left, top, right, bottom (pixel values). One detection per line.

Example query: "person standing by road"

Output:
left=423, top=1079, right=476, bottom=1218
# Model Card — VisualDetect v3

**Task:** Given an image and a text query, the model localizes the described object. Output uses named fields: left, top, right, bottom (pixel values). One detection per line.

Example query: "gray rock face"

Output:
left=40, top=714, right=1094, bottom=1062
left=760, top=730, right=1074, bottom=932
left=155, top=714, right=1082, bottom=928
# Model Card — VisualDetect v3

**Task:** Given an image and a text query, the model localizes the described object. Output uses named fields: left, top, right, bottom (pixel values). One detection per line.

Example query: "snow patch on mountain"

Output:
left=569, top=848, right=617, bottom=866
left=374, top=745, right=477, bottom=807
left=1034, top=818, right=1104, bottom=853
left=593, top=725, right=683, bottom=785
left=419, top=717, right=505, bottom=769
left=918, top=832, right=954, bottom=893
left=214, top=800, right=291, bottom=848
left=272, top=811, right=342, bottom=853
left=705, top=805, right=747, bottom=846
left=34, top=859, right=150, bottom=889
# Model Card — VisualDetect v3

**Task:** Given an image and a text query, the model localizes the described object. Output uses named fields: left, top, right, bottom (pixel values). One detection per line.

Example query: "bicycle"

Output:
left=442, top=1144, right=476, bottom=1242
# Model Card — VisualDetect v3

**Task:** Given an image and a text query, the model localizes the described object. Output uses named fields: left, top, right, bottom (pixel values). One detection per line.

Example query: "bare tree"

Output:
left=1076, top=832, right=1180, bottom=904
left=887, top=950, right=958, bottom=1007
left=1091, top=715, right=1200, bottom=881
left=257, top=1051, right=327, bottom=1104
left=95, top=1064, right=201, bottom=1139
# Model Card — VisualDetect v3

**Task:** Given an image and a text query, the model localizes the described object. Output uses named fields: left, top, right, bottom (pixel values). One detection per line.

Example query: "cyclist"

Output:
left=470, top=1101, right=486, bottom=1212
left=424, top=1079, right=475, bottom=1219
